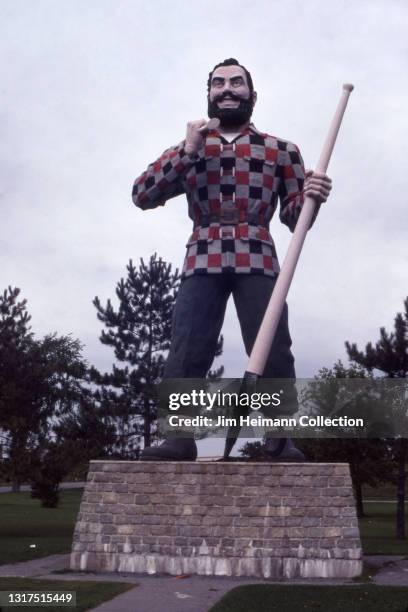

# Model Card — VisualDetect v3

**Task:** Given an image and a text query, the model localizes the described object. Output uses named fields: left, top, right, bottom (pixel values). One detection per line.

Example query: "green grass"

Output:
left=0, top=577, right=135, bottom=611
left=359, top=501, right=408, bottom=555
left=209, top=584, right=408, bottom=612
left=363, top=480, right=408, bottom=500
left=0, top=490, right=82, bottom=564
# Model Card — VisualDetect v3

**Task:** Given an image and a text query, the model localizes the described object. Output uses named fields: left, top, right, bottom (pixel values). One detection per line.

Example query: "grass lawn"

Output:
left=0, top=577, right=135, bottom=611
left=0, top=490, right=82, bottom=564
left=359, top=501, right=408, bottom=555
left=363, top=481, right=408, bottom=500
left=209, top=584, right=408, bottom=612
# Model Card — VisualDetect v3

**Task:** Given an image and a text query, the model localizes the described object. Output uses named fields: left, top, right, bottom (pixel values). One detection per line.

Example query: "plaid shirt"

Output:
left=132, top=123, right=309, bottom=277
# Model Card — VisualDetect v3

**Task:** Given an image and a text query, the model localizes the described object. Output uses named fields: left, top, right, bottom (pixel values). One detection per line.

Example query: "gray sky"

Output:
left=1, top=0, right=407, bottom=389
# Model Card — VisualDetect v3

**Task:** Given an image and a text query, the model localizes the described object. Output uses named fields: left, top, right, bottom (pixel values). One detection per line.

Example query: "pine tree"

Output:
left=0, top=287, right=98, bottom=503
left=92, top=255, right=182, bottom=450
left=346, top=297, right=408, bottom=538
left=0, top=287, right=35, bottom=490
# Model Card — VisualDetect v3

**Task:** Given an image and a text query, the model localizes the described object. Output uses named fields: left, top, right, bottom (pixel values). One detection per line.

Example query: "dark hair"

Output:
left=207, top=58, right=254, bottom=95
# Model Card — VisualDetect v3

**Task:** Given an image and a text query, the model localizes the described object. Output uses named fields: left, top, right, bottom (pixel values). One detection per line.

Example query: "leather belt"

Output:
left=196, top=211, right=268, bottom=227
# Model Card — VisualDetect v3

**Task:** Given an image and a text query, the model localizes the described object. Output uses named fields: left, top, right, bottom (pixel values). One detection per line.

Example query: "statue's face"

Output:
left=209, top=65, right=251, bottom=108
left=208, top=65, right=256, bottom=127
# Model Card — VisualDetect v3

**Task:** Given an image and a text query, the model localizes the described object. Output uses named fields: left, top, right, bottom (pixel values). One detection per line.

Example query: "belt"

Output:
left=189, top=224, right=272, bottom=242
left=195, top=211, right=269, bottom=227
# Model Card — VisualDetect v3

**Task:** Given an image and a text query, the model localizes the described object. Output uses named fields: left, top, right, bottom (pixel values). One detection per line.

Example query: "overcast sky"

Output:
left=1, top=1, right=407, bottom=398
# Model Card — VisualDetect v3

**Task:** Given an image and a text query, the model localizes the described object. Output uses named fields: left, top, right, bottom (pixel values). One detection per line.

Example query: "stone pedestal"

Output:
left=70, top=461, right=362, bottom=579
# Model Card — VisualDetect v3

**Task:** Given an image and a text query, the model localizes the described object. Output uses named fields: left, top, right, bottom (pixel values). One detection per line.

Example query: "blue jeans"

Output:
left=164, top=274, right=296, bottom=380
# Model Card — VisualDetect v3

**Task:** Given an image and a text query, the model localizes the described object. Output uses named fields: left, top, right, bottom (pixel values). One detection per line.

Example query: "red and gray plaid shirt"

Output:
left=132, top=123, right=310, bottom=277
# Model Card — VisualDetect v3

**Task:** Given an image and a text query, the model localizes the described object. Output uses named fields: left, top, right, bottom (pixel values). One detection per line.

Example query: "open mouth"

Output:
left=217, top=98, right=240, bottom=107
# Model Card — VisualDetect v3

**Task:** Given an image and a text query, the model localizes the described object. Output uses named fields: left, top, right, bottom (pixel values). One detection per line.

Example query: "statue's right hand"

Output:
left=184, top=119, right=208, bottom=157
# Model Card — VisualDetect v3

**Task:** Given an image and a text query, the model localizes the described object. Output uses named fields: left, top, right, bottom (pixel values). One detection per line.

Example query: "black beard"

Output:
left=207, top=93, right=254, bottom=128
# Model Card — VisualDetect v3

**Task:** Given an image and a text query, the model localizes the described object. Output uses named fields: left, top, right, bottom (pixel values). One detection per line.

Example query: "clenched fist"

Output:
left=184, top=119, right=208, bottom=157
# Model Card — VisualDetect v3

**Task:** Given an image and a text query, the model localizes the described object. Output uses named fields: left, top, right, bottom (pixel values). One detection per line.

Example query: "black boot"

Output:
left=140, top=437, right=197, bottom=461
left=264, top=438, right=305, bottom=462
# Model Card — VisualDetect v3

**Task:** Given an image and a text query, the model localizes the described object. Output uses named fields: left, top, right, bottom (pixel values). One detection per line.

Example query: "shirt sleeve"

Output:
left=132, top=142, right=195, bottom=210
left=278, top=142, right=319, bottom=232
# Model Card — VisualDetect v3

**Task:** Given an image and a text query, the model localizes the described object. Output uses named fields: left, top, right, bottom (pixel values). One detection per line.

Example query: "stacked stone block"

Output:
left=70, top=460, right=362, bottom=578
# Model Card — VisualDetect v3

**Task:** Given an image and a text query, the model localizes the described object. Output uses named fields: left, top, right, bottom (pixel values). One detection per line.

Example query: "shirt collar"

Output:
left=248, top=123, right=264, bottom=136
left=213, top=122, right=264, bottom=139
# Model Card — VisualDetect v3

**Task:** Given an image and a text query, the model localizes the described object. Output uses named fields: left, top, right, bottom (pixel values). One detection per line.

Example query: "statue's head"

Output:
left=207, top=58, right=257, bottom=128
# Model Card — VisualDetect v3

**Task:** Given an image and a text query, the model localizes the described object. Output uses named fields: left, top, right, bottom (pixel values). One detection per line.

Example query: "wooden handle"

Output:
left=247, top=84, right=354, bottom=376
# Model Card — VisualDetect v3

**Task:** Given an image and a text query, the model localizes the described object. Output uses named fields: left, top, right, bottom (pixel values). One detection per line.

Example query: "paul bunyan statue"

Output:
left=132, top=58, right=332, bottom=462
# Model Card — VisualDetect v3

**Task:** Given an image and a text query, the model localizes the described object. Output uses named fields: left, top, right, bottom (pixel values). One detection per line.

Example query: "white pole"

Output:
left=247, top=84, right=354, bottom=376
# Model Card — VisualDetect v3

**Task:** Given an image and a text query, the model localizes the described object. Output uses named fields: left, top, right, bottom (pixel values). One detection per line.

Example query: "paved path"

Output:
left=0, top=554, right=407, bottom=611
left=0, top=554, right=71, bottom=577
left=365, top=554, right=408, bottom=586
left=38, top=572, right=266, bottom=612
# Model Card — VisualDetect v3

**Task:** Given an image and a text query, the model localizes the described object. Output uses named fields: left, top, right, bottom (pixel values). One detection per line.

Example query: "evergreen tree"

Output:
left=346, top=298, right=408, bottom=538
left=0, top=287, right=103, bottom=504
left=0, top=287, right=35, bottom=490
left=92, top=255, right=181, bottom=450
left=93, top=255, right=224, bottom=451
